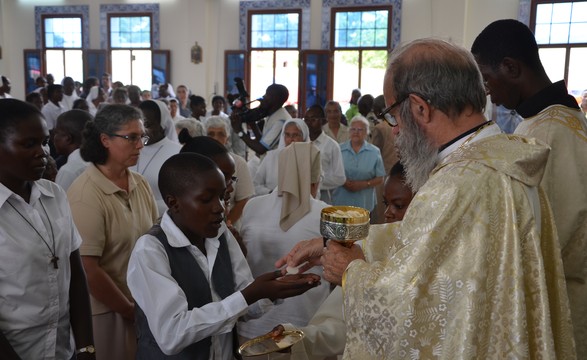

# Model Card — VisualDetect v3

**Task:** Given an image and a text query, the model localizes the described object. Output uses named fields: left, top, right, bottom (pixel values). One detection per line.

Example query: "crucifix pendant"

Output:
left=51, top=256, right=59, bottom=269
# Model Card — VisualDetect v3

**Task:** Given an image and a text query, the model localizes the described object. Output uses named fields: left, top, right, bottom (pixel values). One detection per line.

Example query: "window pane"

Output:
left=64, top=50, right=83, bottom=83
left=287, top=30, right=298, bottom=48
left=538, top=47, right=566, bottom=83
left=567, top=47, right=587, bottom=96
left=274, top=30, right=286, bottom=48
left=361, top=11, right=375, bottom=29
left=571, top=2, right=587, bottom=22
left=551, top=2, right=572, bottom=23
left=359, top=50, right=387, bottom=96
left=336, top=12, right=347, bottom=30
left=335, top=30, right=347, bottom=47
left=348, top=12, right=361, bottom=29
left=348, top=30, right=360, bottom=47
left=44, top=17, right=82, bottom=49
left=250, top=13, right=299, bottom=49
left=46, top=50, right=65, bottom=82
left=334, top=10, right=389, bottom=48
left=333, top=50, right=359, bottom=112
left=250, top=50, right=275, bottom=100
left=536, top=4, right=553, bottom=24
left=570, top=23, right=587, bottom=43
left=361, top=29, right=375, bottom=47
left=131, top=50, right=152, bottom=91
left=375, top=10, right=388, bottom=29
left=535, top=24, right=552, bottom=44
left=550, top=23, right=571, bottom=43
left=110, top=16, right=151, bottom=48
left=111, top=50, right=132, bottom=85
left=275, top=50, right=299, bottom=105
left=375, top=29, right=388, bottom=47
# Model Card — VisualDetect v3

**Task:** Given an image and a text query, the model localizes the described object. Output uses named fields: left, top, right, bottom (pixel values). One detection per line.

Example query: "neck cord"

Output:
left=136, top=142, right=165, bottom=175
left=6, top=198, right=59, bottom=269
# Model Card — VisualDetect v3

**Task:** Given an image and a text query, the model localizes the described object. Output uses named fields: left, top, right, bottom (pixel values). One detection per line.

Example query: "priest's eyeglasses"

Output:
left=108, top=133, right=150, bottom=145
left=378, top=93, right=431, bottom=127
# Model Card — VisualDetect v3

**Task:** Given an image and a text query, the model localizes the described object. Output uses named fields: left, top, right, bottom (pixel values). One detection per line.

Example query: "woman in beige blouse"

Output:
left=67, top=104, right=158, bottom=360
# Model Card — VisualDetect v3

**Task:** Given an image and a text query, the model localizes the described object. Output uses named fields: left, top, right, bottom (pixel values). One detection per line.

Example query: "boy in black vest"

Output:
left=127, top=152, right=321, bottom=359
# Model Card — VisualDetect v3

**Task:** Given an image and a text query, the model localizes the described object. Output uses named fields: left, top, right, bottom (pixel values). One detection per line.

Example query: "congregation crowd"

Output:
left=1, top=19, right=587, bottom=360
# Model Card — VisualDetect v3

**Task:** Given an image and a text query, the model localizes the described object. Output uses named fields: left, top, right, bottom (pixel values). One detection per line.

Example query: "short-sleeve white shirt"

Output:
left=0, top=180, right=82, bottom=359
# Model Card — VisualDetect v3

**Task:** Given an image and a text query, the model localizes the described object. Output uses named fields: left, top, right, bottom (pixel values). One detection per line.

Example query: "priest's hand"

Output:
left=275, top=237, right=325, bottom=274
left=321, top=241, right=365, bottom=286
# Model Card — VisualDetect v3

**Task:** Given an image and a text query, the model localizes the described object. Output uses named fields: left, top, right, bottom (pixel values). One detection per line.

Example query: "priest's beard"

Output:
left=395, top=111, right=439, bottom=192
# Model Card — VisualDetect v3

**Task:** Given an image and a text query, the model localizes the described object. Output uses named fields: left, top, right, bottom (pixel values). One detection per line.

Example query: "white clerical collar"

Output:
left=437, top=122, right=502, bottom=162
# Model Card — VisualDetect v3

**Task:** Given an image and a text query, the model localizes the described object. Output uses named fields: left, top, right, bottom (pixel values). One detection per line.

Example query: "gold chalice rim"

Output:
left=320, top=206, right=370, bottom=224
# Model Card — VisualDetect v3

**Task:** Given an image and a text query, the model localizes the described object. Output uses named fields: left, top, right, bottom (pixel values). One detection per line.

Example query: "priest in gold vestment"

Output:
left=281, top=39, right=575, bottom=359
left=472, top=19, right=587, bottom=358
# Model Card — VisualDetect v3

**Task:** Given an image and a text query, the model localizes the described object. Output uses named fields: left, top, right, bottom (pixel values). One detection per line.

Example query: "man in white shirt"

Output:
left=41, top=84, right=65, bottom=131
left=54, top=109, right=92, bottom=190
left=230, top=83, right=292, bottom=156
left=304, top=104, right=346, bottom=204
left=60, top=77, right=79, bottom=110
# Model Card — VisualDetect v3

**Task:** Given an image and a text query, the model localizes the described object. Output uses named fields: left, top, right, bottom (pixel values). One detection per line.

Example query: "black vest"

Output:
left=135, top=225, right=242, bottom=359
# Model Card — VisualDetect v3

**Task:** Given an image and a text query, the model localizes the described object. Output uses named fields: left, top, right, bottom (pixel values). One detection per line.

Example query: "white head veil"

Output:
left=277, top=118, right=310, bottom=149
left=152, top=100, right=179, bottom=142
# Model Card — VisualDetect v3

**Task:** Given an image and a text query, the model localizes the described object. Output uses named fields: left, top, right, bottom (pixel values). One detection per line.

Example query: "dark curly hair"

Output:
left=80, top=104, right=143, bottom=164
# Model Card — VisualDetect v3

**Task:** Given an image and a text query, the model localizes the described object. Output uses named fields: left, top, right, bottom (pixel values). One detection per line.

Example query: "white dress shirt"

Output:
left=0, top=180, right=82, bottom=359
left=127, top=213, right=271, bottom=358
left=60, top=93, right=79, bottom=111
left=313, top=131, right=346, bottom=192
left=55, top=148, right=89, bottom=191
left=41, top=101, right=65, bottom=130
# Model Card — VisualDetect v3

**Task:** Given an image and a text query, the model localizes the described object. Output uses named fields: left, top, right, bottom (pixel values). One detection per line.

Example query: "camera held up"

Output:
left=231, top=77, right=267, bottom=125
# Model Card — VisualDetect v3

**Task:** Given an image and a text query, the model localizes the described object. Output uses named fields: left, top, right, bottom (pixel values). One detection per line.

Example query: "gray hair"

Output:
left=349, top=115, right=370, bottom=136
left=386, top=38, right=486, bottom=119
left=80, top=104, right=143, bottom=164
left=205, top=116, right=231, bottom=136
left=175, top=119, right=202, bottom=139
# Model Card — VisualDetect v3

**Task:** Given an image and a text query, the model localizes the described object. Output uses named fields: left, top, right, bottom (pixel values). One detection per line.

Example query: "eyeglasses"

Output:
left=107, top=133, right=150, bottom=145
left=378, top=93, right=431, bottom=127
left=349, top=127, right=366, bottom=133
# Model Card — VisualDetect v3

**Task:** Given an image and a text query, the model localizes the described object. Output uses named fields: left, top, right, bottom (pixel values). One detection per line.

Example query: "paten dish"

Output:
left=238, top=330, right=305, bottom=356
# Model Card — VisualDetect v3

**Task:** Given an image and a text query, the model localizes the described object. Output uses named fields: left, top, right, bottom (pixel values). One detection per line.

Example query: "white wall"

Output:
left=0, top=0, right=520, bottom=99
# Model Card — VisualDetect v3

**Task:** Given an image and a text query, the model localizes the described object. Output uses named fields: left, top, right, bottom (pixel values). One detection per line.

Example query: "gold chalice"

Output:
left=320, top=206, right=370, bottom=247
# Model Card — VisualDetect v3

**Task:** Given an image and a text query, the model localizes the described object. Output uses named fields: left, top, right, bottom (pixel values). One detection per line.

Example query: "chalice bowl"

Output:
left=320, top=206, right=370, bottom=247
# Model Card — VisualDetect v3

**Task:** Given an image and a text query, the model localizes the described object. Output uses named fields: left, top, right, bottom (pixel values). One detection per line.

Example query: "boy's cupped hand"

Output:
left=242, top=271, right=321, bottom=304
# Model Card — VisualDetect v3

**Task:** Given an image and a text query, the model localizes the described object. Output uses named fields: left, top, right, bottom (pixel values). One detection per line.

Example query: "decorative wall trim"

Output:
left=99, top=3, right=160, bottom=50
left=239, top=0, right=311, bottom=50
left=518, top=0, right=531, bottom=25
left=322, top=0, right=401, bottom=50
left=35, top=6, right=90, bottom=49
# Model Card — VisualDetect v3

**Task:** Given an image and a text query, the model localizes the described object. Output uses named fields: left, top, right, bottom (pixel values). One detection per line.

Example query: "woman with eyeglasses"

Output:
left=253, top=118, right=310, bottom=196
left=333, top=115, right=385, bottom=214
left=67, top=104, right=159, bottom=360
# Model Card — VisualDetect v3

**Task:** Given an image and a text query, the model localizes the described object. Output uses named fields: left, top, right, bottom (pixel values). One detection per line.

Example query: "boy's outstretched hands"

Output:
left=242, top=270, right=321, bottom=305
